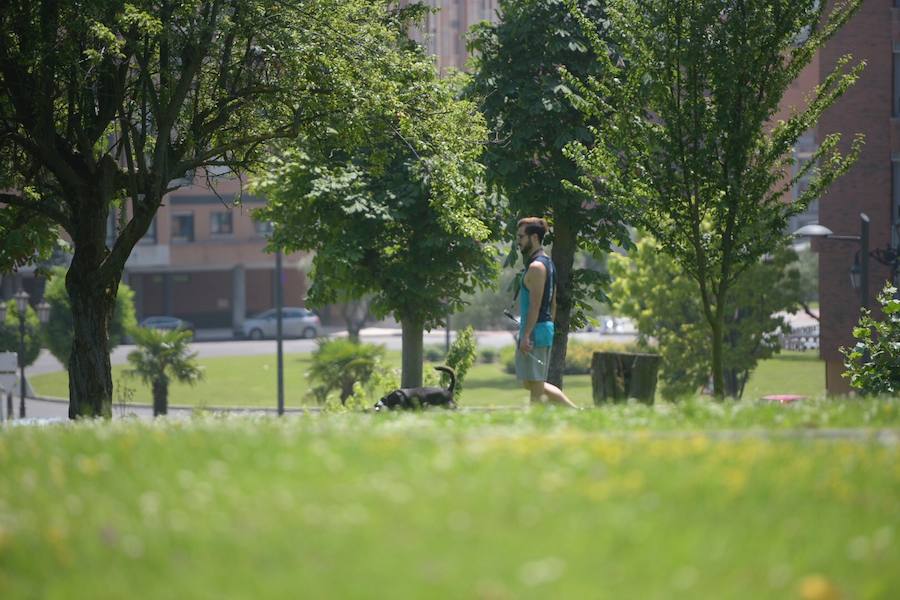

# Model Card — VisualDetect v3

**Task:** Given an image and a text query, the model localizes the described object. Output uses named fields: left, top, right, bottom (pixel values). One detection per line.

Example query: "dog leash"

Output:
left=504, top=309, right=546, bottom=366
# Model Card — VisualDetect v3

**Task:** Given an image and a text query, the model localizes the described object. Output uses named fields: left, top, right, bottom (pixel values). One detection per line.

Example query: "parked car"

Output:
left=237, top=307, right=321, bottom=340
left=139, top=315, right=195, bottom=333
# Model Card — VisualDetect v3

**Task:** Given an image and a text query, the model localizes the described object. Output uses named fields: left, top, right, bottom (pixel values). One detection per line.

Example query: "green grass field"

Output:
left=1, top=407, right=898, bottom=598
left=30, top=350, right=825, bottom=408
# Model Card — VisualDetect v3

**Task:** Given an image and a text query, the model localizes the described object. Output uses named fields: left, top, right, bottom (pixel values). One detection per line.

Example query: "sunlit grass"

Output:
left=1, top=410, right=898, bottom=598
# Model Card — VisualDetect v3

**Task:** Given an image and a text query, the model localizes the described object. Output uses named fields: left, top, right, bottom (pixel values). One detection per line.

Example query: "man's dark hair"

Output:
left=517, top=217, right=549, bottom=243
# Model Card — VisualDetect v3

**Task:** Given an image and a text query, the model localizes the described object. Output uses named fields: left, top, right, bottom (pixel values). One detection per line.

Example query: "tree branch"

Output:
left=0, top=191, right=72, bottom=230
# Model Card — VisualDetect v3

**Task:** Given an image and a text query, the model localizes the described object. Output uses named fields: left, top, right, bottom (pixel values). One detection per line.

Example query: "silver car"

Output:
left=238, top=307, right=320, bottom=340
left=139, top=315, right=195, bottom=333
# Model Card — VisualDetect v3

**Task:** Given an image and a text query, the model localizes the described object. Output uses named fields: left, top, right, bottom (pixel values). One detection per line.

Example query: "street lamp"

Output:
left=0, top=300, right=6, bottom=420
left=794, top=213, right=870, bottom=310
left=14, top=289, right=29, bottom=419
left=6, top=292, right=51, bottom=419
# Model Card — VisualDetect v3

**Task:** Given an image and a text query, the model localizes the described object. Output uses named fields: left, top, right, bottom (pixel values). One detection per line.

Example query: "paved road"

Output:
left=28, top=328, right=636, bottom=375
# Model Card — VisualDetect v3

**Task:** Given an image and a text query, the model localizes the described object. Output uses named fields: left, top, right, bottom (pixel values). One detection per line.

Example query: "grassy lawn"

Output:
left=30, top=350, right=824, bottom=409
left=1, top=408, right=898, bottom=598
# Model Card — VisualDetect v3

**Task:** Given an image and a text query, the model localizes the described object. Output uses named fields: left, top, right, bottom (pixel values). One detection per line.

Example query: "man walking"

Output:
left=515, top=217, right=578, bottom=408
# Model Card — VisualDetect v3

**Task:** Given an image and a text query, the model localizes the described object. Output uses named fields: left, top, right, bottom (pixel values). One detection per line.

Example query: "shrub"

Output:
left=307, top=339, right=386, bottom=405
left=479, top=348, right=498, bottom=364
left=499, top=339, right=641, bottom=375
left=842, top=283, right=900, bottom=394
left=444, top=326, right=477, bottom=396
left=424, top=345, right=447, bottom=363
left=562, top=340, right=641, bottom=375
left=499, top=345, right=516, bottom=374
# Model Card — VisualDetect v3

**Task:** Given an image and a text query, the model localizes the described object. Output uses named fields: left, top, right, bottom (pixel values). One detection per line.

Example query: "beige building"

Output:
left=405, top=0, right=501, bottom=72
left=119, top=172, right=307, bottom=329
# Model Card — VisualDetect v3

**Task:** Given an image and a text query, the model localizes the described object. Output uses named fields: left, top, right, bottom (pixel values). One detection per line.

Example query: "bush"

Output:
left=424, top=345, right=447, bottom=363
left=842, top=283, right=900, bottom=394
left=499, top=345, right=517, bottom=374
left=562, top=340, right=641, bottom=375
left=479, top=348, right=498, bottom=364
left=307, top=339, right=386, bottom=405
left=444, top=326, right=477, bottom=396
left=0, top=300, right=42, bottom=367
left=499, top=339, right=641, bottom=375
left=43, top=267, right=136, bottom=368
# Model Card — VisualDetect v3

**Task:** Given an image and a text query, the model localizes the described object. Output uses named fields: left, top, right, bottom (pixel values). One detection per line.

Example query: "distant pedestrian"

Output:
left=514, top=217, right=578, bottom=408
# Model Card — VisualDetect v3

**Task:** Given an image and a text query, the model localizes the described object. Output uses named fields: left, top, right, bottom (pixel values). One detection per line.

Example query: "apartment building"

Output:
left=119, top=173, right=307, bottom=329
left=816, top=0, right=896, bottom=394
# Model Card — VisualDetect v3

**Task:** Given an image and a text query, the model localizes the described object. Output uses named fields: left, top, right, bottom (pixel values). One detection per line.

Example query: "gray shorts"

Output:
left=515, top=346, right=551, bottom=382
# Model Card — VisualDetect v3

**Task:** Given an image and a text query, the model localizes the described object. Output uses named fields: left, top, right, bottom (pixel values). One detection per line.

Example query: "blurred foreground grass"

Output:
left=1, top=407, right=899, bottom=598
left=30, top=350, right=824, bottom=408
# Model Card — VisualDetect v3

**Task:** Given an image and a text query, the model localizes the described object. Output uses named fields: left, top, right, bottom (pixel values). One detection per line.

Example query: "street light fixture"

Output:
left=37, top=300, right=50, bottom=324
left=793, top=213, right=870, bottom=310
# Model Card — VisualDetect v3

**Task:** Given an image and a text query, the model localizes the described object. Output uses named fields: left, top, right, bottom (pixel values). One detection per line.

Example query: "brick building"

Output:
left=816, top=0, right=895, bottom=393
left=121, top=172, right=308, bottom=330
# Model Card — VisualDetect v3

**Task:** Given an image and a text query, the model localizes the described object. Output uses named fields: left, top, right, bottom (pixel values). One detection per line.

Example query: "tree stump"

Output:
left=592, top=352, right=661, bottom=405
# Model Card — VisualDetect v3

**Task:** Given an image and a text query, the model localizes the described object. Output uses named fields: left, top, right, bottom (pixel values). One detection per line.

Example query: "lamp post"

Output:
left=0, top=300, right=7, bottom=420
left=794, top=213, right=870, bottom=310
left=4, top=292, right=51, bottom=420
left=275, top=245, right=284, bottom=416
left=14, top=289, right=29, bottom=418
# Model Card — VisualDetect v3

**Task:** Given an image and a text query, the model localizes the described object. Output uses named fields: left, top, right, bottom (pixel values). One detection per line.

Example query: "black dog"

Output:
left=373, top=366, right=457, bottom=411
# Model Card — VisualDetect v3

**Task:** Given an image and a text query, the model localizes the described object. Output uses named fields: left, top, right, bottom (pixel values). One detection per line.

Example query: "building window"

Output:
left=894, top=49, right=900, bottom=117
left=254, top=219, right=273, bottom=238
left=210, top=211, right=233, bottom=235
left=139, top=217, right=157, bottom=245
left=893, top=160, right=900, bottom=248
left=172, top=213, right=194, bottom=242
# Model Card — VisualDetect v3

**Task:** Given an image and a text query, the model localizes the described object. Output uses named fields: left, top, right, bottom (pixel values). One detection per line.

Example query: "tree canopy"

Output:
left=468, top=0, right=634, bottom=388
left=610, top=237, right=804, bottom=398
left=254, top=51, right=498, bottom=387
left=565, top=0, right=863, bottom=396
left=0, top=0, right=431, bottom=416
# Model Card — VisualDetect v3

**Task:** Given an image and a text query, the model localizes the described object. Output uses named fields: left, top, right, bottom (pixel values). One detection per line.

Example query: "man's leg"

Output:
left=524, top=380, right=579, bottom=409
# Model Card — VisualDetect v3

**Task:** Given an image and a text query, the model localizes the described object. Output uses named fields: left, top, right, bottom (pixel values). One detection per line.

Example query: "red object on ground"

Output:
left=761, top=394, right=805, bottom=404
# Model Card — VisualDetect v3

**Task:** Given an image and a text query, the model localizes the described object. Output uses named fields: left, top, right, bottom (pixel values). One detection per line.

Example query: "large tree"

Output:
left=0, top=0, right=425, bottom=417
left=254, top=63, right=497, bottom=388
left=566, top=0, right=863, bottom=396
left=468, top=0, right=633, bottom=389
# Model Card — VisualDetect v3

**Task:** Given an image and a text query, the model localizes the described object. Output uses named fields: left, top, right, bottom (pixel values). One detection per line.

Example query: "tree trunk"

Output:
left=152, top=379, right=168, bottom=416
left=343, top=299, right=369, bottom=344
left=66, top=247, right=118, bottom=419
left=592, top=351, right=661, bottom=404
left=710, top=310, right=726, bottom=399
left=400, top=316, right=424, bottom=388
left=548, top=218, right=577, bottom=389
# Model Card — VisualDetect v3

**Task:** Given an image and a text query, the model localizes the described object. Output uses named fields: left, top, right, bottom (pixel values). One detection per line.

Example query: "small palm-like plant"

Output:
left=126, top=327, right=203, bottom=416
left=307, top=338, right=385, bottom=405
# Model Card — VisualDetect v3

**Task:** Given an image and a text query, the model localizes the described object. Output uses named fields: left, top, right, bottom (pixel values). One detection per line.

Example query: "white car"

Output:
left=237, top=307, right=321, bottom=340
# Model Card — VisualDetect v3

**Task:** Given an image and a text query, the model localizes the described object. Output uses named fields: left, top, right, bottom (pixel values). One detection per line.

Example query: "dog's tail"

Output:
left=434, top=365, right=456, bottom=394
